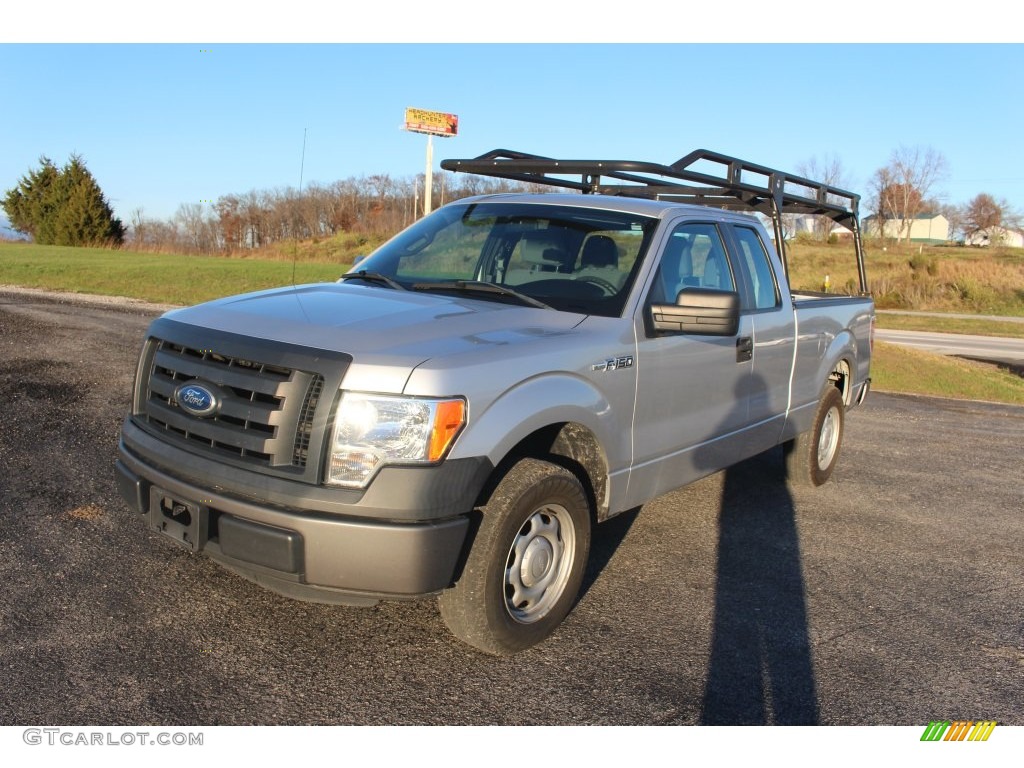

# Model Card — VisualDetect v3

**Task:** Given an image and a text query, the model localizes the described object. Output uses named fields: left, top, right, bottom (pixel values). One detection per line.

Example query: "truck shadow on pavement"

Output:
left=699, top=446, right=820, bottom=725
left=696, top=372, right=819, bottom=724
left=579, top=506, right=640, bottom=601
left=579, top=371, right=820, bottom=724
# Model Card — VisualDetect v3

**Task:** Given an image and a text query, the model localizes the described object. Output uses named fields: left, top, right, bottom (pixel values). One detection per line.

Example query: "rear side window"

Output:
left=732, top=226, right=779, bottom=310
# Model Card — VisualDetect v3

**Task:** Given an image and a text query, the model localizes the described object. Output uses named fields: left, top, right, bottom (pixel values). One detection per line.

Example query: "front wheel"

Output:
left=784, top=386, right=845, bottom=488
left=438, top=458, right=591, bottom=655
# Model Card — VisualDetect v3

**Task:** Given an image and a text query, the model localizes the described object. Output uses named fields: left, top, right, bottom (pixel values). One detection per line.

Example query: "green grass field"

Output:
left=3, top=239, right=1023, bottom=405
left=875, top=312, right=1024, bottom=339
left=0, top=241, right=346, bottom=305
left=872, top=342, right=1024, bottom=404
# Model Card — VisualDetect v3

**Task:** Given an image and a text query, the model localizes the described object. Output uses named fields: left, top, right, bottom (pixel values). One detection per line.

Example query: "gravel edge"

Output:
left=0, top=284, right=180, bottom=313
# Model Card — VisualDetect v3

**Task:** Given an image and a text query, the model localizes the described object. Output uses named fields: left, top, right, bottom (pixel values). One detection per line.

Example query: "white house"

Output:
left=862, top=213, right=949, bottom=243
left=788, top=214, right=854, bottom=240
left=965, top=227, right=1024, bottom=248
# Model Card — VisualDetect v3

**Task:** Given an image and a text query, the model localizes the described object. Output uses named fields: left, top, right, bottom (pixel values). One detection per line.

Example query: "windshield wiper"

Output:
left=411, top=280, right=552, bottom=310
left=339, top=271, right=406, bottom=290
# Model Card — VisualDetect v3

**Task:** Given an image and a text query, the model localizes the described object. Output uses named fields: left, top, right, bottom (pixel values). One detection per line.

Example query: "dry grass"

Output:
left=787, top=241, right=1024, bottom=316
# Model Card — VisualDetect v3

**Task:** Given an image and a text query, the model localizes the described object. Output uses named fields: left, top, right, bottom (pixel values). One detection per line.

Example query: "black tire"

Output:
left=784, top=386, right=845, bottom=488
left=438, top=457, right=591, bottom=655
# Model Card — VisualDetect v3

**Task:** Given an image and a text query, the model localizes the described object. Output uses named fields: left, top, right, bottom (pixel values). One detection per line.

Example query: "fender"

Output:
left=443, top=372, right=630, bottom=515
left=783, top=328, right=859, bottom=442
left=447, top=371, right=623, bottom=467
left=821, top=328, right=859, bottom=394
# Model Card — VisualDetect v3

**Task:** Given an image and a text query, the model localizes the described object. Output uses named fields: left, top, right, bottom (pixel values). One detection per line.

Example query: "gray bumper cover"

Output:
left=116, top=433, right=490, bottom=602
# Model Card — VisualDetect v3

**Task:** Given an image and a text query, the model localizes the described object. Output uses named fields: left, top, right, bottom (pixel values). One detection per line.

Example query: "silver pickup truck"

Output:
left=116, top=150, right=874, bottom=654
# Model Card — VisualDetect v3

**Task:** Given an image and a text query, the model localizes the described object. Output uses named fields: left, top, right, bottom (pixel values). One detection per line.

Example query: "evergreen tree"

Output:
left=1, top=155, right=125, bottom=246
left=2, top=156, right=60, bottom=240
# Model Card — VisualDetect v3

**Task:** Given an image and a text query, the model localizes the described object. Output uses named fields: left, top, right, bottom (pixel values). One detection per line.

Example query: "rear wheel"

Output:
left=438, top=457, right=591, bottom=655
left=784, top=386, right=845, bottom=487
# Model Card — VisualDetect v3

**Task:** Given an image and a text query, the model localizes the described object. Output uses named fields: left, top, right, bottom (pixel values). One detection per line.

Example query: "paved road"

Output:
left=1, top=289, right=1022, bottom=727
left=875, top=328, right=1024, bottom=367
left=877, top=309, right=1024, bottom=324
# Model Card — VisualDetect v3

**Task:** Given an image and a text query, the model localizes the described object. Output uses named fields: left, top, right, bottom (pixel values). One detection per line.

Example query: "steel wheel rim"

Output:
left=817, top=406, right=841, bottom=471
left=504, top=504, right=576, bottom=624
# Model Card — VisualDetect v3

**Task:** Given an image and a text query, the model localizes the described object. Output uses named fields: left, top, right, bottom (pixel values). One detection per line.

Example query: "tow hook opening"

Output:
left=161, top=497, right=193, bottom=527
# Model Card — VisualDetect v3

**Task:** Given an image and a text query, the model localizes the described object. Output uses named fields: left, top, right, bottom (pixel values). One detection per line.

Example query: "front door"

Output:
left=626, top=220, right=754, bottom=507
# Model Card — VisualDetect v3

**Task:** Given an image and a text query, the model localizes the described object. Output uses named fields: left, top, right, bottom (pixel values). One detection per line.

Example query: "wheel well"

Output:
left=829, top=358, right=852, bottom=405
left=477, top=422, right=609, bottom=520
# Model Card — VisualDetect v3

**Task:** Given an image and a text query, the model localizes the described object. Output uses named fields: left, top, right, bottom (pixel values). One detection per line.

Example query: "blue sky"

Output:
left=2, top=40, right=1022, bottom=222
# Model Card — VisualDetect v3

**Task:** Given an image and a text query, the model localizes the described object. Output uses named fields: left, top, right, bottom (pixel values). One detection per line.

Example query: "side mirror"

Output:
left=650, top=288, right=739, bottom=336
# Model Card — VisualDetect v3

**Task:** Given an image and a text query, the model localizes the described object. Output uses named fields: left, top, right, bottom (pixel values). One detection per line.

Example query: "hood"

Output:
left=161, top=282, right=585, bottom=363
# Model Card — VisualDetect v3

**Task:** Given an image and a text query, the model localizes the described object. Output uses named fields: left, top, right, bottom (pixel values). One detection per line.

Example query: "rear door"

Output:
left=725, top=222, right=796, bottom=445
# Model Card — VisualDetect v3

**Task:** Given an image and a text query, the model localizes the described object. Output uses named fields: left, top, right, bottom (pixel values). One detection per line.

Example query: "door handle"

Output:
left=736, top=336, right=753, bottom=363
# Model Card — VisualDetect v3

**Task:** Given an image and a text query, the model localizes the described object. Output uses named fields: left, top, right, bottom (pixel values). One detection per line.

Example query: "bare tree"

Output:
left=129, top=207, right=147, bottom=246
left=779, top=213, right=800, bottom=241
left=963, top=193, right=1002, bottom=238
left=797, top=154, right=850, bottom=240
left=963, top=193, right=1024, bottom=245
left=939, top=203, right=965, bottom=243
left=174, top=203, right=203, bottom=251
left=136, top=168, right=545, bottom=256
left=869, top=146, right=948, bottom=243
left=215, top=195, right=243, bottom=252
left=240, top=190, right=265, bottom=249
left=327, top=179, right=358, bottom=233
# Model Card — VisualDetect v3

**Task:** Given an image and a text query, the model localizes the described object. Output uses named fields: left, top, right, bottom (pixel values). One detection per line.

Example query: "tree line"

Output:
left=1, top=158, right=537, bottom=253
left=128, top=173, right=540, bottom=255
left=4, top=148, right=1021, bottom=253
left=795, top=146, right=1021, bottom=245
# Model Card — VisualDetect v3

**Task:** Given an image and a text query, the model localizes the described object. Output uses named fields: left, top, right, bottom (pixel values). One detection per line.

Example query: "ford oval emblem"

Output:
left=174, top=382, right=220, bottom=418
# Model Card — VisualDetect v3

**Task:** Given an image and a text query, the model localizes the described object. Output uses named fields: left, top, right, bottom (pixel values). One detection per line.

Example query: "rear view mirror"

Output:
left=650, top=288, right=739, bottom=336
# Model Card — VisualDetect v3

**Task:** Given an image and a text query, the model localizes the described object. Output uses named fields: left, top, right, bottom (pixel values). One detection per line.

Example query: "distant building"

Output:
left=862, top=213, right=949, bottom=244
left=965, top=227, right=1024, bottom=248
left=787, top=214, right=855, bottom=240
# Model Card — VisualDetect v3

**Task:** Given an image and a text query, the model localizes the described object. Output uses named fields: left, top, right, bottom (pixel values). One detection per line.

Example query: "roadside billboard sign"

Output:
left=404, top=107, right=459, bottom=137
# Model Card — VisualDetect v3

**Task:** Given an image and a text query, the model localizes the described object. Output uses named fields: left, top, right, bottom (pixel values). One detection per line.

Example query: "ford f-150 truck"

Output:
left=116, top=149, right=874, bottom=654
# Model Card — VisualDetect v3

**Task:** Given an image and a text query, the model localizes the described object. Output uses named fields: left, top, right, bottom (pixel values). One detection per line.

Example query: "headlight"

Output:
left=326, top=393, right=466, bottom=487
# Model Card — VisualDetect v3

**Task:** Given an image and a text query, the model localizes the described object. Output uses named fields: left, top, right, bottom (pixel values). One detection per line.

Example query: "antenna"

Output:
left=298, top=127, right=308, bottom=194
left=292, top=127, right=308, bottom=286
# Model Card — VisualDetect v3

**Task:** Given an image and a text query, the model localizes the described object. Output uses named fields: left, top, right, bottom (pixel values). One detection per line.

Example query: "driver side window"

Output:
left=651, top=223, right=734, bottom=304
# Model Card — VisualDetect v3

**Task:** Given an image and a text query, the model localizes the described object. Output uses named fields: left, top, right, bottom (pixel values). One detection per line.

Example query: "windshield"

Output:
left=349, top=202, right=658, bottom=317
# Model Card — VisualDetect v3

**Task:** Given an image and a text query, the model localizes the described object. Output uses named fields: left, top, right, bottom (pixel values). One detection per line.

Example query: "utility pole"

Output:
left=424, top=134, right=433, bottom=218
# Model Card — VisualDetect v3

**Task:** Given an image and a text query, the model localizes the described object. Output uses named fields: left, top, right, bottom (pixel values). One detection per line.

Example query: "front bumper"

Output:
left=116, top=431, right=491, bottom=604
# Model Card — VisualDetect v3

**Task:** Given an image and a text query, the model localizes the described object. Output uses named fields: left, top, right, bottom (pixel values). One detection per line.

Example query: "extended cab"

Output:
left=116, top=150, right=874, bottom=654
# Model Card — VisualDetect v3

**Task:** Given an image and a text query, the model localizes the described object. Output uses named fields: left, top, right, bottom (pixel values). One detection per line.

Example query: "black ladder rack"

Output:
left=440, top=148, right=868, bottom=294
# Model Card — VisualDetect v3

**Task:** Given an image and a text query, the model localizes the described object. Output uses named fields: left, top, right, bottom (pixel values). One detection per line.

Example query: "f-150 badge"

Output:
left=592, top=355, right=634, bottom=372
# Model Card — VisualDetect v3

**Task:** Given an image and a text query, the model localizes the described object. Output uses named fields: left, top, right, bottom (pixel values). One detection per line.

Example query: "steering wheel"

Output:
left=575, top=276, right=618, bottom=295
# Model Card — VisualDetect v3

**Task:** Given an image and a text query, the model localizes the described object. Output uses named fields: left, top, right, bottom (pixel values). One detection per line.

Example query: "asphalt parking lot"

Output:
left=1, top=289, right=1021, bottom=726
